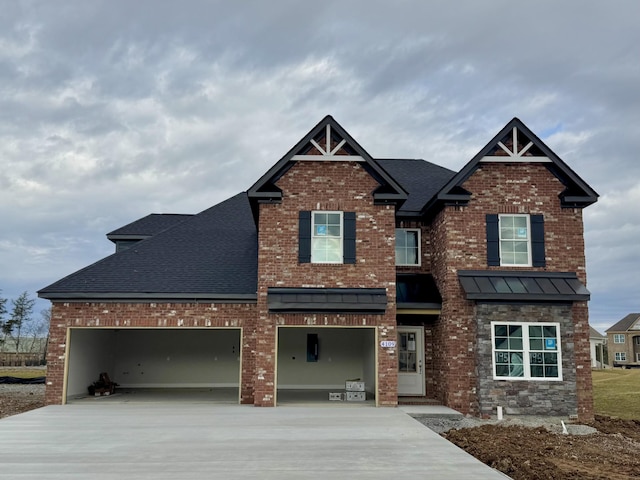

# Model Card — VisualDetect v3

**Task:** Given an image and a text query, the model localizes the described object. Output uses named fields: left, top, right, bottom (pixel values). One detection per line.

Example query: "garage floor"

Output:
left=67, top=388, right=376, bottom=406
left=0, top=404, right=507, bottom=479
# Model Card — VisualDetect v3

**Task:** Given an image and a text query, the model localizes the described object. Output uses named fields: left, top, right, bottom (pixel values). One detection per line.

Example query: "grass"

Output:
left=0, top=366, right=47, bottom=379
left=593, top=369, right=640, bottom=420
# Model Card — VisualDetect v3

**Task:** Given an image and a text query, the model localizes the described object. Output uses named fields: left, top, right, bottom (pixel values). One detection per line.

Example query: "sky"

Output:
left=0, top=0, right=638, bottom=334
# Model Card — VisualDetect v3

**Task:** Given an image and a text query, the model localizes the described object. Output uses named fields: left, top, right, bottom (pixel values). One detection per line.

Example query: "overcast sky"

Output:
left=1, top=1, right=638, bottom=333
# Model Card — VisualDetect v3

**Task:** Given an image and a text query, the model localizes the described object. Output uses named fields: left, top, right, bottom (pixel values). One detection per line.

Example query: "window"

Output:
left=614, top=334, right=625, bottom=344
left=299, top=211, right=356, bottom=264
left=486, top=214, right=545, bottom=267
left=635, top=337, right=640, bottom=345
left=395, top=229, right=420, bottom=266
left=615, top=352, right=626, bottom=362
left=492, top=322, right=562, bottom=380
left=311, top=212, right=343, bottom=263
left=499, top=215, right=531, bottom=266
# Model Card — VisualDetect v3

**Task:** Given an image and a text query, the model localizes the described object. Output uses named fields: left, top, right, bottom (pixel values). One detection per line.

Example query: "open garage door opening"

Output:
left=276, top=327, right=376, bottom=405
left=65, top=328, right=241, bottom=404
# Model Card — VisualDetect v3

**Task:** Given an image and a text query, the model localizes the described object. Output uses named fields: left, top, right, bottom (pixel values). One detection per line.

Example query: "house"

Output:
left=589, top=326, right=606, bottom=368
left=606, top=313, right=640, bottom=367
left=39, top=116, right=599, bottom=420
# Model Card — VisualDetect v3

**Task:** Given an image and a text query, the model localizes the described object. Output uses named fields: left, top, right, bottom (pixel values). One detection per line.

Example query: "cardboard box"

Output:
left=346, top=391, right=366, bottom=402
left=345, top=381, right=365, bottom=392
left=328, top=392, right=344, bottom=401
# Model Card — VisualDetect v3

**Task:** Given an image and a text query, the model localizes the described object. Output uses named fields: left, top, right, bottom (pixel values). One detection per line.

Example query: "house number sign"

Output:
left=380, top=340, right=396, bottom=348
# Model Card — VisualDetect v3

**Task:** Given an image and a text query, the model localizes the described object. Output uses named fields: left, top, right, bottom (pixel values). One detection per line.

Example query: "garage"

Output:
left=64, top=328, right=241, bottom=404
left=276, top=327, right=376, bottom=405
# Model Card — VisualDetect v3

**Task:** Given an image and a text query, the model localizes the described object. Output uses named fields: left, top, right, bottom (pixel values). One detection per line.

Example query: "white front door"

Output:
left=397, top=326, right=425, bottom=396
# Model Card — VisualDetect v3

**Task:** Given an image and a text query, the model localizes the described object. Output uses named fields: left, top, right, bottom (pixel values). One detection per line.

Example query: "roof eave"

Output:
left=38, top=292, right=258, bottom=303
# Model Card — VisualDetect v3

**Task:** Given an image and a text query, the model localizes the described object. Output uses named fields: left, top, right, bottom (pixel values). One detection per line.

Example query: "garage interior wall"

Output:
left=113, top=329, right=240, bottom=388
left=66, top=329, right=117, bottom=399
left=277, top=327, right=375, bottom=390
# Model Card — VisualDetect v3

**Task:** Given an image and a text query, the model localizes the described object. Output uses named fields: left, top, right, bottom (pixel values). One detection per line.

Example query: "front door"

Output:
left=397, top=326, right=425, bottom=396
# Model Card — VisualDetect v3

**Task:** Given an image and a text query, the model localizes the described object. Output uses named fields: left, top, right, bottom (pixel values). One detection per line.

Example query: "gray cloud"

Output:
left=1, top=0, right=638, bottom=332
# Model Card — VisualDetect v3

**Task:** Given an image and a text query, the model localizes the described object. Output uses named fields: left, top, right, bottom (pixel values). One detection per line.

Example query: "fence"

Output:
left=0, top=353, right=46, bottom=367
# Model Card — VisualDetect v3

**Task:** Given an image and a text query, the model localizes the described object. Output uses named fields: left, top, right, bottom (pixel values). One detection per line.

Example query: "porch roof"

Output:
left=458, top=270, right=590, bottom=302
left=267, top=287, right=387, bottom=314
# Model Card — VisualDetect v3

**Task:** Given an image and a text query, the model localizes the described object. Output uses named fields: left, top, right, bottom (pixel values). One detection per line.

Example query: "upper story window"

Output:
left=312, top=211, right=343, bottom=263
left=486, top=214, right=545, bottom=267
left=499, top=214, right=531, bottom=266
left=395, top=229, right=421, bottom=266
left=613, top=334, right=625, bottom=344
left=298, top=211, right=356, bottom=265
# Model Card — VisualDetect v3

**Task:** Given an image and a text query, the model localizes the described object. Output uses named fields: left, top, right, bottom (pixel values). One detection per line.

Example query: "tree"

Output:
left=0, top=290, right=7, bottom=348
left=3, top=291, right=35, bottom=353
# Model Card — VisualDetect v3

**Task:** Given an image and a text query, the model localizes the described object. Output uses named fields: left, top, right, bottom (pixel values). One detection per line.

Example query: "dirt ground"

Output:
left=2, top=387, right=640, bottom=479
left=443, top=415, right=640, bottom=480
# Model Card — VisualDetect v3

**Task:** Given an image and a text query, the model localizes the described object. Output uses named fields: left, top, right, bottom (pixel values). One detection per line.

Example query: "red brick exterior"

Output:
left=45, top=302, right=256, bottom=405
left=427, top=163, right=593, bottom=420
left=43, top=143, right=595, bottom=420
left=255, top=161, right=397, bottom=406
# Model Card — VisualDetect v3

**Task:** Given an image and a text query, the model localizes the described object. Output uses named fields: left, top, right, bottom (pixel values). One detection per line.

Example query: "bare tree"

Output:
left=0, top=290, right=7, bottom=349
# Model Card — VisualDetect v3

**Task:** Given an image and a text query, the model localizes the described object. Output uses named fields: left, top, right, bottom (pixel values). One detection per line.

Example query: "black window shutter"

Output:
left=299, top=211, right=311, bottom=263
left=531, top=214, right=546, bottom=267
left=343, top=212, right=356, bottom=264
left=486, top=214, right=500, bottom=266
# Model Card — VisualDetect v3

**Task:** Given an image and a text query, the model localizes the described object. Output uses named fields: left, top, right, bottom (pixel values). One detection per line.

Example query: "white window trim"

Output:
left=615, top=352, right=626, bottom=362
left=311, top=211, right=343, bottom=264
left=613, top=334, right=625, bottom=344
left=498, top=214, right=532, bottom=267
left=491, top=321, right=563, bottom=381
left=395, top=228, right=422, bottom=266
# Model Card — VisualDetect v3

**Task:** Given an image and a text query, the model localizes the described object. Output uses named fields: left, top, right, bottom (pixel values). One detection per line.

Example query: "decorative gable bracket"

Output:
left=427, top=118, right=598, bottom=213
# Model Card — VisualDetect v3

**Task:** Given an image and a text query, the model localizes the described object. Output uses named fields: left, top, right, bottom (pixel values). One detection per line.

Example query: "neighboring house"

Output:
left=589, top=326, right=606, bottom=368
left=39, top=116, right=599, bottom=420
left=606, top=313, right=640, bottom=367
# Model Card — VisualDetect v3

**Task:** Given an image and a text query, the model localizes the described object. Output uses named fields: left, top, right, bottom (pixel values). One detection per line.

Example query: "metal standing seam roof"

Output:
left=458, top=270, right=590, bottom=302
left=267, top=287, right=387, bottom=313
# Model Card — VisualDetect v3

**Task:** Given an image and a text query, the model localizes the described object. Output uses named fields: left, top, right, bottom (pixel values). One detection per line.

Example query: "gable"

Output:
left=430, top=118, right=598, bottom=214
left=247, top=116, right=407, bottom=216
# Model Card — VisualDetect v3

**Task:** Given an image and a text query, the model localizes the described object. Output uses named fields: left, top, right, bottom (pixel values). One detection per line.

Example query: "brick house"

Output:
left=39, top=116, right=598, bottom=420
left=606, top=314, right=640, bottom=367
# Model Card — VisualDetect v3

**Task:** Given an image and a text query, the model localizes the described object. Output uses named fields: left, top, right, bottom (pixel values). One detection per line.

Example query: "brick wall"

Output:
left=429, top=162, right=593, bottom=418
left=45, top=301, right=256, bottom=405
left=255, top=161, right=398, bottom=406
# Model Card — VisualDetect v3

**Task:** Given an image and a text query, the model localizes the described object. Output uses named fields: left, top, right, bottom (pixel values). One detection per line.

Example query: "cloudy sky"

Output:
left=1, top=1, right=638, bottom=333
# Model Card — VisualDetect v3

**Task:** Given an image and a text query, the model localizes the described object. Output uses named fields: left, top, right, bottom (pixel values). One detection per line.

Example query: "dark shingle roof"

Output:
left=39, top=193, right=257, bottom=300
left=107, top=214, right=193, bottom=240
left=606, top=313, right=640, bottom=332
left=377, top=159, right=456, bottom=215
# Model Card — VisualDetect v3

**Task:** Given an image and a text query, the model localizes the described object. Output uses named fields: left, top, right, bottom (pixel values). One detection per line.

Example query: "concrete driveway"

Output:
left=0, top=404, right=507, bottom=479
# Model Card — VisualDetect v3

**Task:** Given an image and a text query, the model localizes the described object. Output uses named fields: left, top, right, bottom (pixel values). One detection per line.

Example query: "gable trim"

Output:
left=248, top=116, right=407, bottom=208
left=427, top=118, right=598, bottom=214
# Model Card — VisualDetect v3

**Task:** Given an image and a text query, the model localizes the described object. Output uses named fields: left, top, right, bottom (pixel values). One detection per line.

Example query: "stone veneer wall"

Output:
left=428, top=162, right=594, bottom=419
left=475, top=303, right=578, bottom=417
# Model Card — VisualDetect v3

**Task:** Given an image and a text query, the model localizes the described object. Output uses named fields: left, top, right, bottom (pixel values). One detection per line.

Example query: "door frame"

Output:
left=397, top=326, right=425, bottom=396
